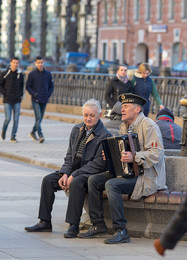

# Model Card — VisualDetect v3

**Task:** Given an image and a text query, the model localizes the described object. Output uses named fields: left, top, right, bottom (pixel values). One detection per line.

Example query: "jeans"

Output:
left=2, top=102, right=21, bottom=138
left=88, top=172, right=137, bottom=229
left=32, top=102, right=46, bottom=137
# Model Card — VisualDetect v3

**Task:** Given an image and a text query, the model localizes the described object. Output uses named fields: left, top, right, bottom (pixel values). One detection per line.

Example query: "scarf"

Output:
left=72, top=120, right=100, bottom=171
left=116, top=72, right=129, bottom=84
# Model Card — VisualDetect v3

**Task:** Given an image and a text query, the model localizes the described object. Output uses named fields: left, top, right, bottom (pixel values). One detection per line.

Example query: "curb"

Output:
left=0, top=152, right=60, bottom=170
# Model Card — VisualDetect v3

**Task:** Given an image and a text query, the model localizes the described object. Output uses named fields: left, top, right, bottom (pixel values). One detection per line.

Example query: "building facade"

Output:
left=0, top=0, right=98, bottom=62
left=97, top=0, right=187, bottom=67
left=0, top=0, right=186, bottom=67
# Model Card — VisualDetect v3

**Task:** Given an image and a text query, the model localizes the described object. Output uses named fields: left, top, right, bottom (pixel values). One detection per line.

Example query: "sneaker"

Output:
left=39, top=136, right=45, bottom=143
left=104, top=227, right=130, bottom=244
left=1, top=131, right=6, bottom=140
left=29, top=132, right=38, bottom=141
left=10, top=137, right=18, bottom=143
left=78, top=223, right=108, bottom=238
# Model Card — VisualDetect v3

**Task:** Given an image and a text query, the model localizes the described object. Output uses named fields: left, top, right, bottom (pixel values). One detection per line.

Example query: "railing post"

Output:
left=180, top=86, right=187, bottom=156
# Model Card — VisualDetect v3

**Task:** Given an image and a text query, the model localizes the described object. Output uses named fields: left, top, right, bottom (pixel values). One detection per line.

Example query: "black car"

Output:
left=81, top=58, right=118, bottom=74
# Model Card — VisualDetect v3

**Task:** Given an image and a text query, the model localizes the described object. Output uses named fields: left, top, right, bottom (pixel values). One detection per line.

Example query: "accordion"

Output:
left=102, top=133, right=144, bottom=178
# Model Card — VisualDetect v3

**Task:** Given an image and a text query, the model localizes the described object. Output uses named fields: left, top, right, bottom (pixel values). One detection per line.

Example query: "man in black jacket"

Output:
left=0, top=57, right=24, bottom=143
left=24, top=99, right=112, bottom=238
left=26, top=56, right=54, bottom=143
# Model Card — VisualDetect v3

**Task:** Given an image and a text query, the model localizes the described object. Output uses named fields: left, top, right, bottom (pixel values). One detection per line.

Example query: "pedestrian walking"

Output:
left=154, top=192, right=187, bottom=256
left=131, top=62, right=164, bottom=116
left=105, top=64, right=133, bottom=109
left=26, top=56, right=54, bottom=143
left=0, top=57, right=24, bottom=143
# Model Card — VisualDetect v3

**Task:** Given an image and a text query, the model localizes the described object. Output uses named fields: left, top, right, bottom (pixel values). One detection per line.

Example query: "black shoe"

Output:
left=10, top=137, right=18, bottom=143
left=64, top=224, right=79, bottom=238
left=1, top=131, right=6, bottom=140
left=78, top=223, right=108, bottom=238
left=29, top=132, right=38, bottom=141
left=39, top=136, right=45, bottom=143
left=104, top=228, right=130, bottom=244
left=25, top=220, right=52, bottom=232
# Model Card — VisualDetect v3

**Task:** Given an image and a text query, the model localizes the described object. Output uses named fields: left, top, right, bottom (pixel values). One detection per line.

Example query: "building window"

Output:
left=134, top=0, right=140, bottom=22
left=182, top=45, right=186, bottom=60
left=121, top=41, right=126, bottom=64
left=182, top=0, right=187, bottom=19
left=112, top=42, right=118, bottom=62
left=169, top=0, right=175, bottom=20
left=158, top=43, right=162, bottom=66
left=102, top=42, right=108, bottom=60
left=172, top=43, right=180, bottom=66
left=157, top=0, right=163, bottom=20
left=122, top=0, right=126, bottom=23
left=104, top=1, right=108, bottom=24
left=113, top=0, right=117, bottom=23
left=146, top=0, right=151, bottom=21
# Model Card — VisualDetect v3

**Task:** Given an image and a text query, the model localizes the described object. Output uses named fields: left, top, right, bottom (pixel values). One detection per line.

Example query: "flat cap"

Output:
left=119, top=93, right=147, bottom=106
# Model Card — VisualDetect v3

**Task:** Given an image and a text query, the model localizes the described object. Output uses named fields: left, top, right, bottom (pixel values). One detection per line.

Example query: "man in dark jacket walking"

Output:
left=0, top=57, right=24, bottom=143
left=26, top=56, right=54, bottom=143
left=24, top=99, right=112, bottom=238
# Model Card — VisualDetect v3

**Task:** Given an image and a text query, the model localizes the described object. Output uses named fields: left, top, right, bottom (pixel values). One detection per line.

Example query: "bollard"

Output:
left=180, top=89, right=187, bottom=156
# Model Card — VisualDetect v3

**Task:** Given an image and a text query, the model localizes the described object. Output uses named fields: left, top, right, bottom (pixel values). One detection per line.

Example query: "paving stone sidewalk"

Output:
left=0, top=110, right=187, bottom=259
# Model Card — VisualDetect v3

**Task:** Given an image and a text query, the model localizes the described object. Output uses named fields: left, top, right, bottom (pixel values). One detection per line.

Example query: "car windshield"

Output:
left=68, top=56, right=88, bottom=65
left=173, top=60, right=187, bottom=71
left=85, top=59, right=99, bottom=67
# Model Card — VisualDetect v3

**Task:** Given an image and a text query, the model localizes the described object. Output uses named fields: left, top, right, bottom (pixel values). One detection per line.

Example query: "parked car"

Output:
left=0, top=57, right=9, bottom=68
left=81, top=58, right=118, bottom=74
left=171, top=60, right=187, bottom=77
left=63, top=52, right=89, bottom=72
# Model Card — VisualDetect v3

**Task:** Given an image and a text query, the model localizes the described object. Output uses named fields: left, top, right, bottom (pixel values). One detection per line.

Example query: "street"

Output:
left=0, top=111, right=187, bottom=259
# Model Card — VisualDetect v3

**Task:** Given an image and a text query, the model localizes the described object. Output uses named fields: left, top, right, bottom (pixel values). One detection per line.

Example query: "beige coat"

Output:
left=119, top=112, right=167, bottom=200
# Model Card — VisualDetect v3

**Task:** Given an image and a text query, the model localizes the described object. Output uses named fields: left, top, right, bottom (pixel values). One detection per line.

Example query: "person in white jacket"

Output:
left=78, top=93, right=167, bottom=244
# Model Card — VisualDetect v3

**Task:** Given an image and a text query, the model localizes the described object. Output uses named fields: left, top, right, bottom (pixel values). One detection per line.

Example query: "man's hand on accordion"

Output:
left=121, top=151, right=133, bottom=163
left=102, top=150, right=106, bottom=161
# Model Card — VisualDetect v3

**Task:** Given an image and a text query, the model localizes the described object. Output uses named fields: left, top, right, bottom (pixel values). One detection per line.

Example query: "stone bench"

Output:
left=81, top=189, right=187, bottom=240
left=79, top=151, right=187, bottom=240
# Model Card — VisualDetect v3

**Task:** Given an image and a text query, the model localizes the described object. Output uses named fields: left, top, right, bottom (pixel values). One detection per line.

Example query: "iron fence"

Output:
left=49, top=72, right=187, bottom=117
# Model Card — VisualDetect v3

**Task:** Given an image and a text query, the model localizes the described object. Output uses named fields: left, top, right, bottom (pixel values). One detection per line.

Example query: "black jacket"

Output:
left=105, top=76, right=133, bottom=108
left=26, top=69, right=54, bottom=104
left=59, top=119, right=112, bottom=178
left=0, top=67, right=24, bottom=104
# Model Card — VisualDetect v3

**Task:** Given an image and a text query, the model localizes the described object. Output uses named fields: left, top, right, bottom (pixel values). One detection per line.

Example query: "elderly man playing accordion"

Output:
left=78, top=93, right=166, bottom=244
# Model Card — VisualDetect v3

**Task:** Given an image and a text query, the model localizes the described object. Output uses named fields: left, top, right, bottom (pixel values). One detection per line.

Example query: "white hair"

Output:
left=82, top=99, right=101, bottom=114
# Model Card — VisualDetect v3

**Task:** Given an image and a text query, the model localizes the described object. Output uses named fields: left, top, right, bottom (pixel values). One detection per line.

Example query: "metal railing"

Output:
left=49, top=72, right=187, bottom=117
left=0, top=70, right=186, bottom=116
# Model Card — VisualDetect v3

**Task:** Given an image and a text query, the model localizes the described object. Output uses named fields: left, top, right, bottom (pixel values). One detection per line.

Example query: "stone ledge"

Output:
left=83, top=189, right=187, bottom=240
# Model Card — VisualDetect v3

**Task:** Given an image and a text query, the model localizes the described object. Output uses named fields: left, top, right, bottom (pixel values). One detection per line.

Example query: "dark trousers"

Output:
left=88, top=171, right=137, bottom=229
left=38, top=171, right=88, bottom=226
